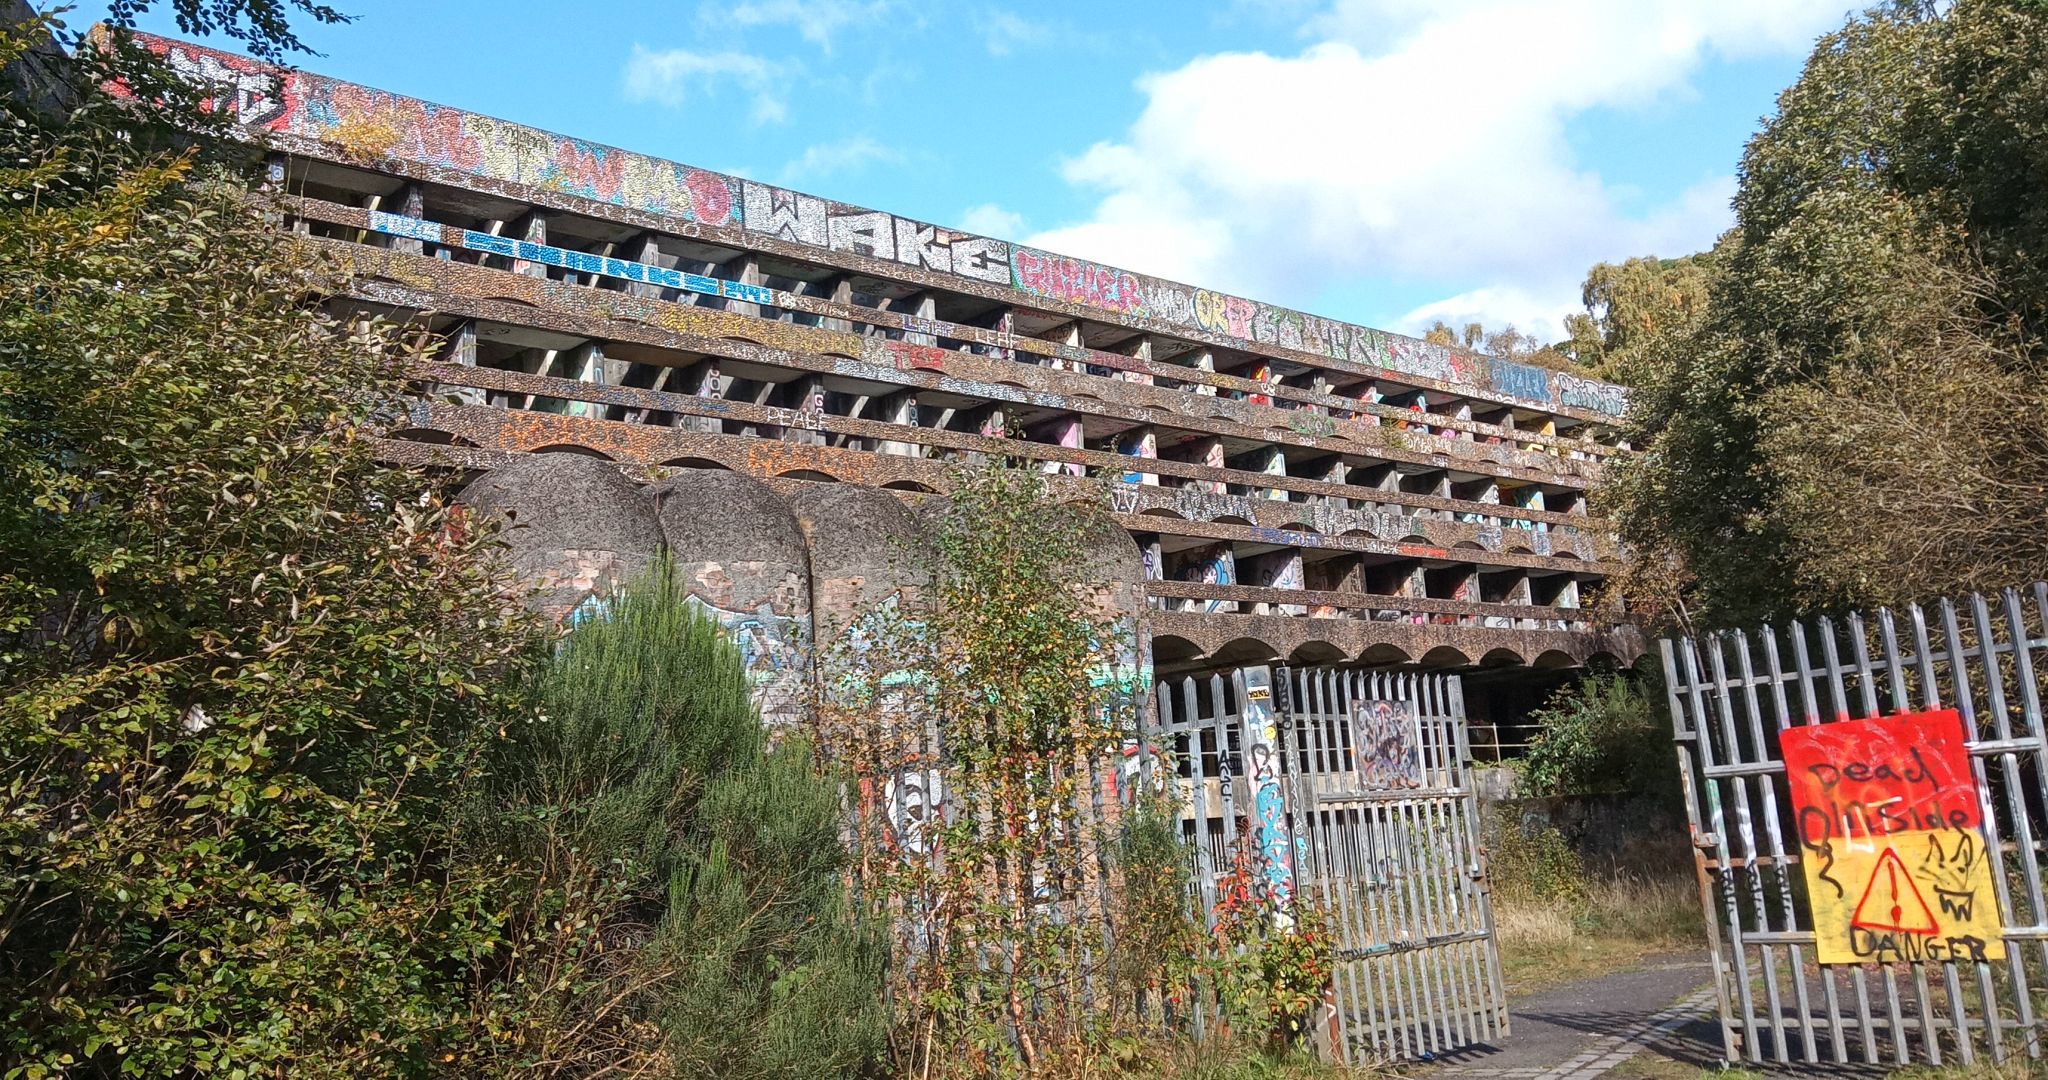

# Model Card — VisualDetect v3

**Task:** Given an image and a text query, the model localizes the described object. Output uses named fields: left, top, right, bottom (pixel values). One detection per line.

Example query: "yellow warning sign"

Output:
left=1783, top=711, right=2005, bottom=964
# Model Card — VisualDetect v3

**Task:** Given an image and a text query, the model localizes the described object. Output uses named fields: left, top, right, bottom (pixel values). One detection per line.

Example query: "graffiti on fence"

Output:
left=1351, top=699, right=1424, bottom=790
left=1782, top=709, right=2004, bottom=964
left=1240, top=668, right=1294, bottom=906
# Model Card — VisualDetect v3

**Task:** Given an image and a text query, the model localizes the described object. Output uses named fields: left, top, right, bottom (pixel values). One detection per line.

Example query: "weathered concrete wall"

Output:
left=459, top=454, right=1177, bottom=727
left=649, top=470, right=812, bottom=728
left=457, top=452, right=662, bottom=625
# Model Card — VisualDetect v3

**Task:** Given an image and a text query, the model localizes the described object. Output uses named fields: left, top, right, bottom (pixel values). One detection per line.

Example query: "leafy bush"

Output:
left=1517, top=672, right=1674, bottom=799
left=0, top=15, right=548, bottom=1075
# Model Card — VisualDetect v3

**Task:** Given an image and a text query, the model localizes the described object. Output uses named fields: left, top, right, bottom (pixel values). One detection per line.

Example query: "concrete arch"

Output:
left=456, top=451, right=661, bottom=624
left=1212, top=636, right=1280, bottom=666
left=1532, top=649, right=1579, bottom=669
left=1290, top=640, right=1346, bottom=665
left=777, top=468, right=840, bottom=483
left=528, top=443, right=616, bottom=460
left=1478, top=646, right=1528, bottom=667
left=660, top=455, right=732, bottom=470
left=883, top=479, right=940, bottom=493
left=1419, top=645, right=1474, bottom=669
left=387, top=426, right=478, bottom=447
left=787, top=483, right=930, bottom=642
left=1360, top=643, right=1414, bottom=666
left=1151, top=633, right=1204, bottom=668
left=1139, top=507, right=1189, bottom=520
left=649, top=469, right=813, bottom=727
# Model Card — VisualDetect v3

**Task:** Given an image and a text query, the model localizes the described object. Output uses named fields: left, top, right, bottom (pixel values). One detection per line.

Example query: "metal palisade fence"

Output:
left=1662, top=585, right=2048, bottom=1067
left=1151, top=665, right=1507, bottom=1065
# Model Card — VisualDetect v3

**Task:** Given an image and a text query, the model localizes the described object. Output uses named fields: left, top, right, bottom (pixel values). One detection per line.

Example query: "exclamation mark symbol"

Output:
left=1889, top=860, right=1903, bottom=926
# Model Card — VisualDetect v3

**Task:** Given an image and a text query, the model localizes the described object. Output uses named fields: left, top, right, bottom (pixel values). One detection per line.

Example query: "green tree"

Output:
left=1559, top=253, right=1717, bottom=384
left=1517, top=668, right=1674, bottom=802
left=1603, top=0, right=2048, bottom=625
left=0, top=11, right=548, bottom=1076
left=475, top=557, right=886, bottom=1077
left=1423, top=319, right=1578, bottom=372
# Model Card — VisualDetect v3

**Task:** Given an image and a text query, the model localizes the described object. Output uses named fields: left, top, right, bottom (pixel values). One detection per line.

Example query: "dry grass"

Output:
left=1493, top=871, right=1706, bottom=994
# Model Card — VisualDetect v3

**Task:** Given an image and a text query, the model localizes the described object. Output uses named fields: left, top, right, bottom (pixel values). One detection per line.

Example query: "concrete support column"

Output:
left=813, top=276, right=855, bottom=331
left=1044, top=322, right=1082, bottom=372
left=546, top=342, right=604, bottom=418
left=510, top=211, right=548, bottom=278
left=1258, top=445, right=1289, bottom=500
left=1188, top=348, right=1217, bottom=396
left=673, top=360, right=723, bottom=434
left=1115, top=426, right=1158, bottom=486
left=1251, top=548, right=1306, bottom=616
left=1508, top=573, right=1536, bottom=630
left=620, top=232, right=665, bottom=298
left=1306, top=554, right=1362, bottom=618
left=1183, top=436, right=1227, bottom=494
left=1121, top=338, right=1155, bottom=385
left=877, top=390, right=921, bottom=457
left=1036, top=414, right=1085, bottom=476
left=376, top=184, right=425, bottom=255
left=436, top=320, right=485, bottom=406
left=897, top=293, right=938, bottom=345
left=1243, top=360, right=1274, bottom=406
left=783, top=375, right=827, bottom=446
left=1181, top=543, right=1238, bottom=614
left=718, top=255, right=761, bottom=317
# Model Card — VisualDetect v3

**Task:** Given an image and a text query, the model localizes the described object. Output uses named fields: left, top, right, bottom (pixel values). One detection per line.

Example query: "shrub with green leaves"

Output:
left=0, top=14, right=548, bottom=1076
left=1517, top=673, right=1673, bottom=799
left=474, top=556, right=887, bottom=1078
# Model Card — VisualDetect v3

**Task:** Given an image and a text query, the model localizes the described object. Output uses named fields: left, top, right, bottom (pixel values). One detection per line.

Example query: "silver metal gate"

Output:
left=1151, top=665, right=1507, bottom=1064
left=1663, top=584, right=2048, bottom=1067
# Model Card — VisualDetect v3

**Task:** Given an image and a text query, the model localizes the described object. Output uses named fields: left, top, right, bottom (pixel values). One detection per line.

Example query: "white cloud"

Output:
left=715, top=0, right=894, bottom=55
left=1023, top=0, right=1843, bottom=339
left=779, top=135, right=899, bottom=182
left=959, top=202, right=1028, bottom=238
left=622, top=45, right=788, bottom=124
left=976, top=9, right=1055, bottom=56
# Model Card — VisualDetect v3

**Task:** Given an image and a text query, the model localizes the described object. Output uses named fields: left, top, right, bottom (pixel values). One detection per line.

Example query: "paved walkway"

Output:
left=1424, top=956, right=1723, bottom=1080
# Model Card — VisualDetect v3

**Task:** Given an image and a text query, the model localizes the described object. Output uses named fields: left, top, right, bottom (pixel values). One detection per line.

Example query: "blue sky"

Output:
left=117, top=0, right=1855, bottom=340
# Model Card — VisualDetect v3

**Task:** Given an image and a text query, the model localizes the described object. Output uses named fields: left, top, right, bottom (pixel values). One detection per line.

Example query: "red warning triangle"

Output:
left=1851, top=847, right=1941, bottom=935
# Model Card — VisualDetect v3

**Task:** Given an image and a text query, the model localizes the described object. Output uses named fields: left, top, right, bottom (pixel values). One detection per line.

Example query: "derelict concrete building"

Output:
left=132, top=31, right=1643, bottom=753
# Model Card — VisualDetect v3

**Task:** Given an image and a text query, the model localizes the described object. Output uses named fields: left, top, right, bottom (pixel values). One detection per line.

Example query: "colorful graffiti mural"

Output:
left=682, top=595, right=808, bottom=728
left=1782, top=710, right=2004, bottom=964
left=1239, top=668, right=1294, bottom=908
left=1350, top=699, right=1424, bottom=790
left=126, top=30, right=1631, bottom=420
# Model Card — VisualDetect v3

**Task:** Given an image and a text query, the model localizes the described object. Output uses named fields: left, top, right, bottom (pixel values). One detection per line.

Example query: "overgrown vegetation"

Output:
left=0, top=10, right=549, bottom=1074
left=473, top=557, right=887, bottom=1077
left=1517, top=668, right=1675, bottom=802
left=1600, top=0, right=2048, bottom=627
left=1488, top=824, right=1703, bottom=994
left=815, top=463, right=1331, bottom=1076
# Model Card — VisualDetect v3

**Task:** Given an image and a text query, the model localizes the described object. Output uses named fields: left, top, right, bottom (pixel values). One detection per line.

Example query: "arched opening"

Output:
left=1419, top=645, right=1473, bottom=669
left=529, top=443, right=614, bottom=460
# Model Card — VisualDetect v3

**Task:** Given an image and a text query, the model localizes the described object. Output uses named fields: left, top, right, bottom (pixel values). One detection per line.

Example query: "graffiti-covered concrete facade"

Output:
left=128, top=31, right=1643, bottom=746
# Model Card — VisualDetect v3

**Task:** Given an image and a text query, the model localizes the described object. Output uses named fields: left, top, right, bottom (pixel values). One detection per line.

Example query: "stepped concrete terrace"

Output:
left=128, top=30, right=1645, bottom=753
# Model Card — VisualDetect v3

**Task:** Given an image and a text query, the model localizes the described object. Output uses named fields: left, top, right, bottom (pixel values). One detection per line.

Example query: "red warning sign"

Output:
left=1782, top=709, right=2004, bottom=963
